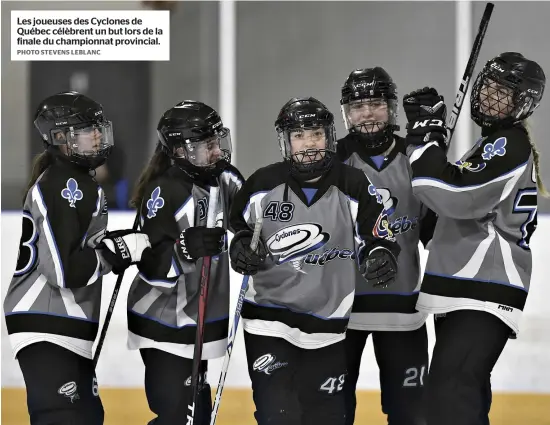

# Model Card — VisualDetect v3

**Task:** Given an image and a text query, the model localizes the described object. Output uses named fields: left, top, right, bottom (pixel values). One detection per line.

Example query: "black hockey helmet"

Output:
left=471, top=52, right=546, bottom=128
left=33, top=91, right=114, bottom=169
left=340, top=67, right=399, bottom=153
left=275, top=97, right=337, bottom=181
left=157, top=100, right=232, bottom=179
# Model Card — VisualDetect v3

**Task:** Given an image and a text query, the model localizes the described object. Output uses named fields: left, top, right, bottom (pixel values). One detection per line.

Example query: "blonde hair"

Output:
left=524, top=120, right=549, bottom=197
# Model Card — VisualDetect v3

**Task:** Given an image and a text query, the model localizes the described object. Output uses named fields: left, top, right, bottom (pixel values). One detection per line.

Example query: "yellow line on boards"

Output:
left=2, top=388, right=550, bottom=425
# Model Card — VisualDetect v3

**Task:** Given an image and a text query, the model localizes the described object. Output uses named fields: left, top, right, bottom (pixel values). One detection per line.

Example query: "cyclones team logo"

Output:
left=266, top=223, right=330, bottom=270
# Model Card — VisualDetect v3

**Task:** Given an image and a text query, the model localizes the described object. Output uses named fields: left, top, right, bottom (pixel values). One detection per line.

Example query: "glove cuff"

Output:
left=177, top=229, right=197, bottom=263
left=368, top=246, right=397, bottom=262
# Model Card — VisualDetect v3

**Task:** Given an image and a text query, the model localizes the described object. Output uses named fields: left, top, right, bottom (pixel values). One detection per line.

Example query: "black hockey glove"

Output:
left=97, top=229, right=151, bottom=275
left=403, top=87, right=448, bottom=147
left=229, top=230, right=269, bottom=276
left=362, top=247, right=398, bottom=288
left=177, top=226, right=226, bottom=262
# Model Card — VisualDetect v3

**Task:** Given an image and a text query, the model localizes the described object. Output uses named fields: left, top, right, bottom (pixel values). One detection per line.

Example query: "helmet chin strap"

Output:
left=348, top=126, right=394, bottom=156
left=173, top=156, right=229, bottom=184
left=289, top=152, right=334, bottom=182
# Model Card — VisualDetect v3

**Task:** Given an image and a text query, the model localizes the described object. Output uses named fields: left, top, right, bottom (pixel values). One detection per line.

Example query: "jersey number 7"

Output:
left=512, top=188, right=537, bottom=250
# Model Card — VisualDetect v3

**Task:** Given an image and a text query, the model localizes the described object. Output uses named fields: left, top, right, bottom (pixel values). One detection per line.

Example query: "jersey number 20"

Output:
left=14, top=212, right=39, bottom=276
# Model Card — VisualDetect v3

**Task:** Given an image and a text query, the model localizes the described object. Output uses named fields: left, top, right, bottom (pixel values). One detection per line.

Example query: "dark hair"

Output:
left=524, top=120, right=549, bottom=197
left=23, top=151, right=54, bottom=204
left=130, top=143, right=172, bottom=209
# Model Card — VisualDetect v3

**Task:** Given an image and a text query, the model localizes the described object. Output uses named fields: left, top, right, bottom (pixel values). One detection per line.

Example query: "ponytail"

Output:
left=23, top=151, right=54, bottom=204
left=130, top=143, right=172, bottom=209
left=523, top=120, right=549, bottom=198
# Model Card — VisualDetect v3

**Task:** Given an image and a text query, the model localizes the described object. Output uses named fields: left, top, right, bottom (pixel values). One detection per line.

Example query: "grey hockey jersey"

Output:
left=338, top=135, right=437, bottom=331
left=408, top=125, right=536, bottom=335
left=4, top=157, right=110, bottom=359
left=229, top=160, right=400, bottom=350
left=127, top=165, right=244, bottom=359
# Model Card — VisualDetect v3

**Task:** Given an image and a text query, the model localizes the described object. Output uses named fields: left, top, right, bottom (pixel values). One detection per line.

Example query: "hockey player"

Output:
left=126, top=100, right=244, bottom=425
left=228, top=97, right=401, bottom=425
left=337, top=67, right=436, bottom=425
left=3, top=91, right=151, bottom=425
left=402, top=52, right=546, bottom=425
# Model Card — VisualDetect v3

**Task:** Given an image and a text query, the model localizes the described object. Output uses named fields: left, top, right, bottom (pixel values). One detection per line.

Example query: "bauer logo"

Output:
left=266, top=223, right=329, bottom=265
left=253, top=354, right=288, bottom=375
left=58, top=381, right=80, bottom=403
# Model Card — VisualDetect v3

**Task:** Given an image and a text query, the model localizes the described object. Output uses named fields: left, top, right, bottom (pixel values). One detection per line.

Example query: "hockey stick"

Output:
left=188, top=185, right=220, bottom=425
left=93, top=212, right=140, bottom=368
left=446, top=2, right=494, bottom=146
left=210, top=216, right=264, bottom=425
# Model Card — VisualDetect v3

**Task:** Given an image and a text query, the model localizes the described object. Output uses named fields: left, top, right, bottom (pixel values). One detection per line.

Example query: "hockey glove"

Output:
left=362, top=247, right=398, bottom=288
left=177, top=226, right=226, bottom=262
left=229, top=230, right=269, bottom=276
left=97, top=229, right=151, bottom=275
left=403, top=87, right=447, bottom=147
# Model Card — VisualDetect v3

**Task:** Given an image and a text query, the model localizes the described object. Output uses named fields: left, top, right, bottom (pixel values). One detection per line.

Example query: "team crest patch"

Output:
left=368, top=184, right=398, bottom=240
left=455, top=160, right=487, bottom=172
left=481, top=137, right=507, bottom=160
left=58, top=381, right=80, bottom=403
left=61, top=178, right=83, bottom=207
left=146, top=186, right=165, bottom=219
left=266, top=223, right=329, bottom=271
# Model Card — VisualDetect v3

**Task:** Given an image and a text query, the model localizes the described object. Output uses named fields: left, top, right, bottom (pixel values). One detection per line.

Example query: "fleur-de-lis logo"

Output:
left=481, top=137, right=507, bottom=161
left=146, top=186, right=165, bottom=219
left=61, top=178, right=83, bottom=208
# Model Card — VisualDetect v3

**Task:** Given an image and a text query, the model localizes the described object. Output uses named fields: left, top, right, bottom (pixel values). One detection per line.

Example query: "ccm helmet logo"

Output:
left=490, top=62, right=505, bottom=73
left=298, top=114, right=316, bottom=119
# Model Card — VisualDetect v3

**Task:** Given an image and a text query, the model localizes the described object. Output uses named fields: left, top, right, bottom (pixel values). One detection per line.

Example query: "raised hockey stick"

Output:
left=188, top=185, right=220, bottom=425
left=93, top=212, right=140, bottom=368
left=210, top=216, right=264, bottom=425
left=446, top=2, right=494, bottom=146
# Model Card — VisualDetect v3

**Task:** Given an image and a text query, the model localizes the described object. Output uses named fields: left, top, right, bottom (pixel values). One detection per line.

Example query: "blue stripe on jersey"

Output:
left=302, top=188, right=317, bottom=205
left=128, top=309, right=229, bottom=328
left=412, top=160, right=529, bottom=190
left=243, top=299, right=344, bottom=321
left=5, top=310, right=100, bottom=323
left=355, top=290, right=420, bottom=296
left=370, top=155, right=385, bottom=169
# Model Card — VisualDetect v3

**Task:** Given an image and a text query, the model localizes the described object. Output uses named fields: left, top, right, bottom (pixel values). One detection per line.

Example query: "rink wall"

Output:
left=2, top=211, right=549, bottom=425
